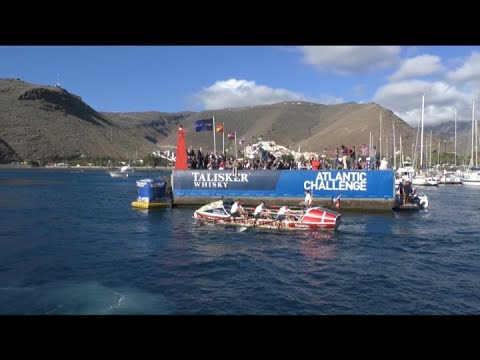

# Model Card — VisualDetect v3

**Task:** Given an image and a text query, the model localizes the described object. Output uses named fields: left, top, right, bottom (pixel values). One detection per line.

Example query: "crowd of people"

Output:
left=186, top=143, right=388, bottom=172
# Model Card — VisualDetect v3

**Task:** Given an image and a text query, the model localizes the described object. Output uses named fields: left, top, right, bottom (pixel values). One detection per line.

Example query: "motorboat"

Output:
left=393, top=189, right=429, bottom=211
left=439, top=172, right=462, bottom=185
left=410, top=174, right=438, bottom=186
left=193, top=199, right=341, bottom=231
left=460, top=168, right=480, bottom=186
left=108, top=164, right=134, bottom=178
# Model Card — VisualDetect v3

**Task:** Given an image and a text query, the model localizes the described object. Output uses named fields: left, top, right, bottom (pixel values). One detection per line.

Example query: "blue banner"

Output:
left=195, top=118, right=214, bottom=132
left=172, top=170, right=395, bottom=199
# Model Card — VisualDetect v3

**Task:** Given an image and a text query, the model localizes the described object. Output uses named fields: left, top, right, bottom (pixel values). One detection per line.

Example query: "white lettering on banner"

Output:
left=304, top=171, right=367, bottom=192
left=193, top=181, right=229, bottom=188
left=191, top=172, right=249, bottom=188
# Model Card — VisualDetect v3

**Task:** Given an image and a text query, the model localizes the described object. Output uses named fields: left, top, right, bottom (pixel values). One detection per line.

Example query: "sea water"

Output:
left=0, top=168, right=479, bottom=314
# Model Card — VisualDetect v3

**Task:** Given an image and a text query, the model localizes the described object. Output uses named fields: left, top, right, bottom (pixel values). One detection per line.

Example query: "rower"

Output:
left=230, top=199, right=247, bottom=221
left=253, top=202, right=271, bottom=220
left=276, top=205, right=293, bottom=221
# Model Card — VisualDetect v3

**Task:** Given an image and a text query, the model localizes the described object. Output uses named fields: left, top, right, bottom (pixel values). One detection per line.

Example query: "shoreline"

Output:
left=0, top=164, right=173, bottom=171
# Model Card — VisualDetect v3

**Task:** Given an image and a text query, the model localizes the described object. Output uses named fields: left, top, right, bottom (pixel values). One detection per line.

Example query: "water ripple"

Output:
left=1, top=170, right=480, bottom=314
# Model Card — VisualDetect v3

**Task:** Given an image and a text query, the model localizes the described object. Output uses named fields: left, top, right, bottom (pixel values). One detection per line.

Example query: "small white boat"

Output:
left=460, top=168, right=480, bottom=186
left=411, top=174, right=438, bottom=186
left=193, top=199, right=341, bottom=231
left=439, top=172, right=462, bottom=185
left=108, top=164, right=134, bottom=178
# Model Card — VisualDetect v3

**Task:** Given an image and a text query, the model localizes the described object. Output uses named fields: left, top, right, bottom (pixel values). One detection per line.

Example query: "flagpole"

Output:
left=212, top=117, right=217, bottom=156
left=235, top=132, right=238, bottom=159
left=222, top=123, right=225, bottom=157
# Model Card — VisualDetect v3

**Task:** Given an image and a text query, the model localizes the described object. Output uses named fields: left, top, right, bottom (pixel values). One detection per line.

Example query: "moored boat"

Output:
left=393, top=192, right=429, bottom=211
left=108, top=164, right=134, bottom=178
left=439, top=172, right=462, bottom=185
left=460, top=168, right=480, bottom=186
left=193, top=199, right=341, bottom=231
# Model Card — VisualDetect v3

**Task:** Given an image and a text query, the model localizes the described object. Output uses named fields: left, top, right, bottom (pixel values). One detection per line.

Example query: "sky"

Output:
left=1, top=46, right=480, bottom=126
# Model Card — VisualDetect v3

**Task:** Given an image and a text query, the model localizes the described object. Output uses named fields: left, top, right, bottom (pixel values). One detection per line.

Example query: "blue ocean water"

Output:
left=0, top=168, right=479, bottom=315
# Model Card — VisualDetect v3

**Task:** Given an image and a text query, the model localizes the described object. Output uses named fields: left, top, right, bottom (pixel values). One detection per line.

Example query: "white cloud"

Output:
left=373, top=79, right=474, bottom=126
left=193, top=79, right=305, bottom=110
left=447, top=52, right=480, bottom=87
left=352, top=83, right=367, bottom=97
left=389, top=55, right=445, bottom=81
left=298, top=46, right=401, bottom=75
left=316, top=94, right=344, bottom=105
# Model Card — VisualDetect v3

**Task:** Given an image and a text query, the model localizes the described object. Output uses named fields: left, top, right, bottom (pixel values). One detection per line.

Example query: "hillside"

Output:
left=105, top=102, right=422, bottom=156
left=0, top=78, right=464, bottom=164
left=0, top=78, right=156, bottom=163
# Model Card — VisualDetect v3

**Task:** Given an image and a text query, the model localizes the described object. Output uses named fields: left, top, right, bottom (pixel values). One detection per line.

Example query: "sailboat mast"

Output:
left=393, top=121, right=396, bottom=169
left=471, top=100, right=474, bottom=168
left=386, top=137, right=388, bottom=161
left=420, top=94, right=425, bottom=169
left=369, top=132, right=372, bottom=168
left=379, top=112, right=382, bottom=160
left=429, top=130, right=432, bottom=168
left=454, top=108, right=457, bottom=167
left=437, top=140, right=440, bottom=165
left=475, top=102, right=478, bottom=168
left=400, top=135, right=403, bottom=166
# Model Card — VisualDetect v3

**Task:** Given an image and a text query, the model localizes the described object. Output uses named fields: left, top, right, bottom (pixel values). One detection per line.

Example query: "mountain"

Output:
left=424, top=120, right=474, bottom=159
left=0, top=78, right=461, bottom=164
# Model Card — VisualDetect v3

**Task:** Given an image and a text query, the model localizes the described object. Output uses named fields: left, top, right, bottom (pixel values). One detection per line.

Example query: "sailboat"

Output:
left=460, top=100, right=480, bottom=185
left=410, top=94, right=438, bottom=186
left=439, top=109, right=462, bottom=184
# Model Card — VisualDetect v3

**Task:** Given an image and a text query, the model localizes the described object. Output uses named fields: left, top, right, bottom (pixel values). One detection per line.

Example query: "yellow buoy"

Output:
left=131, top=201, right=170, bottom=209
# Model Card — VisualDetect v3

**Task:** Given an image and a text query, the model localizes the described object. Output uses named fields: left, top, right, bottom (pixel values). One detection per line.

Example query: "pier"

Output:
left=171, top=169, right=395, bottom=211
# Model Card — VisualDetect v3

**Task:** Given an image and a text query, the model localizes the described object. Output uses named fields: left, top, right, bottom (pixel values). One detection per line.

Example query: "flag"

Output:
left=216, top=124, right=224, bottom=133
left=227, top=132, right=235, bottom=139
left=332, top=195, right=341, bottom=209
left=195, top=118, right=213, bottom=132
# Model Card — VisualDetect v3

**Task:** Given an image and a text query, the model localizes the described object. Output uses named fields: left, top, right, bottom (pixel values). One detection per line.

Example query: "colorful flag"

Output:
left=215, top=124, right=224, bottom=133
left=195, top=118, right=214, bottom=132
left=227, top=132, right=235, bottom=140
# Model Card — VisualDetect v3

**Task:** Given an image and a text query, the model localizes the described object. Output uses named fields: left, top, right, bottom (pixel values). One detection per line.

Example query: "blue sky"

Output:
left=1, top=46, right=480, bottom=126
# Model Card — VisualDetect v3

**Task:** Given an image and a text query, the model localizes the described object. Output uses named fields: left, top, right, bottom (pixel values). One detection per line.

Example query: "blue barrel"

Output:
left=136, top=179, right=167, bottom=203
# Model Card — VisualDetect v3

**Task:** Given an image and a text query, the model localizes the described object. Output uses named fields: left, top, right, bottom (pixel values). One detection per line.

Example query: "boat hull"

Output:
left=109, top=171, right=129, bottom=178
left=461, top=179, right=480, bottom=186
left=392, top=204, right=420, bottom=211
left=193, top=200, right=341, bottom=231
left=393, top=193, right=428, bottom=210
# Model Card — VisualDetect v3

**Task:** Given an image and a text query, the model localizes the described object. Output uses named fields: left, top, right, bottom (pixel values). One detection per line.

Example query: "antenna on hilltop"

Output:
left=55, top=73, right=61, bottom=88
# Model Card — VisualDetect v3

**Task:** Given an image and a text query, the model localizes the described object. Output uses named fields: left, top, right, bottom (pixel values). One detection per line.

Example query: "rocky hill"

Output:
left=0, top=78, right=463, bottom=164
